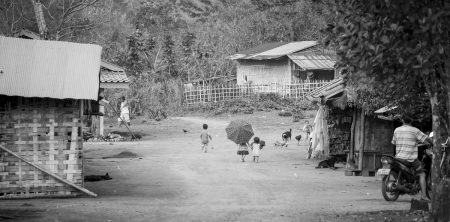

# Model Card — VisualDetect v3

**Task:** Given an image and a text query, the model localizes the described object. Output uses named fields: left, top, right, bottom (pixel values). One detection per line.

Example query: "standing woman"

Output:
left=237, top=142, right=249, bottom=162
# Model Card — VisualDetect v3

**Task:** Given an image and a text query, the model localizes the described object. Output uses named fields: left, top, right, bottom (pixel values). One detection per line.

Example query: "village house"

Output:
left=13, top=29, right=130, bottom=138
left=0, top=36, right=101, bottom=198
left=307, top=78, right=395, bottom=176
left=229, top=41, right=336, bottom=85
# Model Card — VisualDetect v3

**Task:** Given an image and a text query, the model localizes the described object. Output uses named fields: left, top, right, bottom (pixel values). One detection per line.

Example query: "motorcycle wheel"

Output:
left=382, top=170, right=400, bottom=201
left=426, top=174, right=431, bottom=199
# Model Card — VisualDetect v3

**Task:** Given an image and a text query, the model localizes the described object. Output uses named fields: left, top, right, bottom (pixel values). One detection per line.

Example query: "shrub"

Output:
left=278, top=111, right=293, bottom=117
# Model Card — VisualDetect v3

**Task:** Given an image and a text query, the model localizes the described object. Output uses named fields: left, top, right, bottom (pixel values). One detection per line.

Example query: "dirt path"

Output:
left=0, top=113, right=415, bottom=222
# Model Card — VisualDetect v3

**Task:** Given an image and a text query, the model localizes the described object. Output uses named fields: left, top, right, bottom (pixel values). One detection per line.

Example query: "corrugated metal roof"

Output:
left=0, top=36, right=102, bottom=100
left=306, top=78, right=344, bottom=101
left=236, top=42, right=287, bottom=56
left=100, top=70, right=129, bottom=83
left=288, top=54, right=336, bottom=70
left=230, top=41, right=318, bottom=60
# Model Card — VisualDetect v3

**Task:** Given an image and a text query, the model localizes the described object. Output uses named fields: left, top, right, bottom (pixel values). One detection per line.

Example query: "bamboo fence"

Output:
left=184, top=80, right=330, bottom=105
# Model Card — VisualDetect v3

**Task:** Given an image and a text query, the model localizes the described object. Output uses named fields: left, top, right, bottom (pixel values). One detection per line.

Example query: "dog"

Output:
left=84, top=173, right=112, bottom=182
left=130, top=134, right=142, bottom=141
left=315, top=157, right=336, bottom=170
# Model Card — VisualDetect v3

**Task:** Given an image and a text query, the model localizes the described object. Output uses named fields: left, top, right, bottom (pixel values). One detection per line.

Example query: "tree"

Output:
left=1, top=0, right=100, bottom=40
left=327, top=0, right=450, bottom=220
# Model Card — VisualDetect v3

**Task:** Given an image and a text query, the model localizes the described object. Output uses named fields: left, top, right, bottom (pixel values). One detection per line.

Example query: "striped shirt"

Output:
left=391, top=125, right=428, bottom=162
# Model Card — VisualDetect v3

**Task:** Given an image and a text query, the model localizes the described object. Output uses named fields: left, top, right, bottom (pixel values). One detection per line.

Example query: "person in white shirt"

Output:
left=250, top=137, right=262, bottom=163
left=118, top=96, right=130, bottom=127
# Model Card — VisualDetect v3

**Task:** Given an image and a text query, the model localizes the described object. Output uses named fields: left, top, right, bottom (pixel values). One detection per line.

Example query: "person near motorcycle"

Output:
left=391, top=115, right=433, bottom=202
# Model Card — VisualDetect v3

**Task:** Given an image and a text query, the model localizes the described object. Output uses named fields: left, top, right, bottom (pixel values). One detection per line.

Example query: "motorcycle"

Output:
left=377, top=144, right=432, bottom=201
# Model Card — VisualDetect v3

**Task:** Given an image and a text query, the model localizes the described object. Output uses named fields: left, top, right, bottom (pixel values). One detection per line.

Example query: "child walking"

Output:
left=237, top=142, right=249, bottom=162
left=250, top=137, right=262, bottom=163
left=200, top=124, right=212, bottom=153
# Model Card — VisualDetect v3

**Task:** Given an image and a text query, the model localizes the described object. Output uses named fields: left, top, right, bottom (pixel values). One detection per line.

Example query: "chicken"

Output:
left=281, top=129, right=292, bottom=148
left=282, top=129, right=292, bottom=140
left=295, top=134, right=302, bottom=145
left=83, top=132, right=94, bottom=142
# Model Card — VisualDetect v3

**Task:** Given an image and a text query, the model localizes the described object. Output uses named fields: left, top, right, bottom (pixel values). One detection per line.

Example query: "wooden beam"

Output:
left=348, top=109, right=357, bottom=162
left=0, top=144, right=97, bottom=197
left=100, top=82, right=129, bottom=89
left=358, top=110, right=366, bottom=171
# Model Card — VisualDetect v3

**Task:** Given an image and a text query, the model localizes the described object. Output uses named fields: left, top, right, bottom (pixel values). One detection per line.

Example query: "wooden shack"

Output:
left=0, top=36, right=101, bottom=198
left=229, top=41, right=336, bottom=85
left=307, top=78, right=395, bottom=176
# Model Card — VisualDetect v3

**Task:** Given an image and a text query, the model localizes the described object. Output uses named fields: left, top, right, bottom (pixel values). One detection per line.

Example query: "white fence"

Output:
left=183, top=80, right=330, bottom=105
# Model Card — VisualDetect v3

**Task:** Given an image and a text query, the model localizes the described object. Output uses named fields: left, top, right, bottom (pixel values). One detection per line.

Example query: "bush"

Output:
left=278, top=111, right=293, bottom=117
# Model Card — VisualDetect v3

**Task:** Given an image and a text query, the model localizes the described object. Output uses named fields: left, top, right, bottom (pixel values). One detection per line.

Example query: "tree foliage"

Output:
left=328, top=0, right=450, bottom=220
left=0, top=0, right=336, bottom=115
left=0, top=0, right=101, bottom=40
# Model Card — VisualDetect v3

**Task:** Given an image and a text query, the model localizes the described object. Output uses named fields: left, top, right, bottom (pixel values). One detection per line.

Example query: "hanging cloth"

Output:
left=310, top=105, right=329, bottom=158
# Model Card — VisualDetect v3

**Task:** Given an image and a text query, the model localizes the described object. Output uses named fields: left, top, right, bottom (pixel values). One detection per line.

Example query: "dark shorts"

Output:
left=412, top=159, right=425, bottom=174
left=237, top=150, right=249, bottom=155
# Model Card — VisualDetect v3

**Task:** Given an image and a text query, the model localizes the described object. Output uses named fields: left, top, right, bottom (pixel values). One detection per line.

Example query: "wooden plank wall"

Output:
left=0, top=96, right=83, bottom=198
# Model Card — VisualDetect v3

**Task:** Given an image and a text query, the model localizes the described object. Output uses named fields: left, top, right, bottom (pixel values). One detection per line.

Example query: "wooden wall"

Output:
left=362, top=116, right=395, bottom=154
left=327, top=106, right=395, bottom=172
left=236, top=58, right=291, bottom=84
left=0, top=96, right=83, bottom=198
left=327, top=107, right=353, bottom=155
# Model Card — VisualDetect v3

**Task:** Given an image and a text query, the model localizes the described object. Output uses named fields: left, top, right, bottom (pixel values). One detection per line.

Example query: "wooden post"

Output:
left=348, top=109, right=357, bottom=163
left=99, top=105, right=104, bottom=136
left=358, top=110, right=365, bottom=171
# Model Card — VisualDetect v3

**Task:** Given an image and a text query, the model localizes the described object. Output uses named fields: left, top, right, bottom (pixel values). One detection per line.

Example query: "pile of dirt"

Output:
left=102, top=151, right=139, bottom=159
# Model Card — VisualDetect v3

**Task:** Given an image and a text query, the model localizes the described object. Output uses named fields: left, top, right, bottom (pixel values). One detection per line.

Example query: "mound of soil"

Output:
left=102, top=151, right=139, bottom=159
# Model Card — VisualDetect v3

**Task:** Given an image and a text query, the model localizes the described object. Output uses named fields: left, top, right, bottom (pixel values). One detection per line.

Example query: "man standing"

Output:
left=391, top=115, right=432, bottom=201
left=118, top=96, right=130, bottom=127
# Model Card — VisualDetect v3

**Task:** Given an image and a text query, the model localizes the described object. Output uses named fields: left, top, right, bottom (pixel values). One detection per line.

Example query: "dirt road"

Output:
left=0, top=113, right=414, bottom=222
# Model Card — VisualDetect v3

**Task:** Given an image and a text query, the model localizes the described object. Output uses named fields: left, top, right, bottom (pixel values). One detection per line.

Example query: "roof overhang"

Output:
left=0, top=36, right=102, bottom=100
left=100, top=82, right=129, bottom=89
left=288, top=54, right=336, bottom=70
left=230, top=41, right=318, bottom=60
left=99, top=62, right=129, bottom=89
left=306, top=78, right=344, bottom=102
left=374, top=106, right=398, bottom=114
left=374, top=106, right=399, bottom=121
